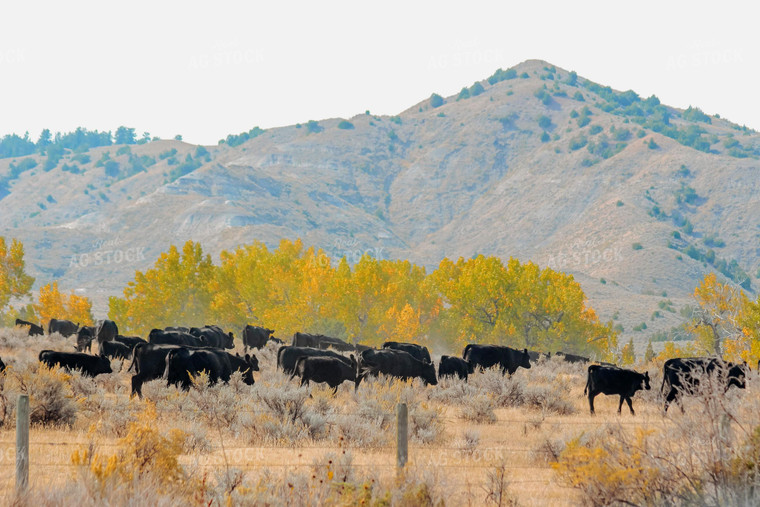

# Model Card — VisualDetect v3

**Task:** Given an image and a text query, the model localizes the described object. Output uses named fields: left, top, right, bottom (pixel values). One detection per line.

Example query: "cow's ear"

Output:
left=523, top=348, right=528, bottom=354
left=245, top=354, right=251, bottom=361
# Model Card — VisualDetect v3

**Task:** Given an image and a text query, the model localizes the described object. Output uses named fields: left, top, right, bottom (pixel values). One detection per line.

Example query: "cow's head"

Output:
left=247, top=353, right=260, bottom=372
left=641, top=371, right=651, bottom=390
left=727, top=363, right=748, bottom=390
left=225, top=331, right=235, bottom=349
left=98, top=354, right=113, bottom=375
left=423, top=361, right=438, bottom=386
left=521, top=348, right=531, bottom=369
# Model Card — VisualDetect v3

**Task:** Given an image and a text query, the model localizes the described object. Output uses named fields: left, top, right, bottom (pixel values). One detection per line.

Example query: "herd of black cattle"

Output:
left=1, top=318, right=751, bottom=415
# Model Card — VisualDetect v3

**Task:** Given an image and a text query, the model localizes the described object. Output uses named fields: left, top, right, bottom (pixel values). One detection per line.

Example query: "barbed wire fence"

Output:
left=0, top=395, right=674, bottom=500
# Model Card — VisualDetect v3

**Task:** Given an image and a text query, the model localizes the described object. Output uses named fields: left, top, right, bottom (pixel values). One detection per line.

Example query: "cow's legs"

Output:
left=664, top=389, right=681, bottom=413
left=588, top=392, right=596, bottom=415
left=624, top=396, right=635, bottom=415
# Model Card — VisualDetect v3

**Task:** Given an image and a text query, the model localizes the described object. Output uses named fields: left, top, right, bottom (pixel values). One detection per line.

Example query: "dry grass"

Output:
left=2, top=328, right=758, bottom=505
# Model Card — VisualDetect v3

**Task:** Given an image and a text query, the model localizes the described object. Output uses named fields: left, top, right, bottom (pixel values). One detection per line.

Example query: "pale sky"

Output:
left=1, top=0, right=756, bottom=146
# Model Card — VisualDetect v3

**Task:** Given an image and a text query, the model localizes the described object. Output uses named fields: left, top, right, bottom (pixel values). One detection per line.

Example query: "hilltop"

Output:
left=1, top=59, right=759, bottom=348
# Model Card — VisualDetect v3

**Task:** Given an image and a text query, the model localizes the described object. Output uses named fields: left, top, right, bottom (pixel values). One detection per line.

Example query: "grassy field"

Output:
left=0, top=327, right=757, bottom=506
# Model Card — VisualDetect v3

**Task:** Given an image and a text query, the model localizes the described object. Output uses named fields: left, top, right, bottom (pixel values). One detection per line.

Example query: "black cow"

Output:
left=463, top=344, right=531, bottom=375
left=661, top=357, right=748, bottom=412
left=76, top=326, right=96, bottom=353
left=190, top=325, right=235, bottom=349
left=438, top=355, right=469, bottom=380
left=163, top=348, right=234, bottom=390
left=382, top=341, right=431, bottom=363
left=149, top=329, right=205, bottom=347
left=528, top=350, right=550, bottom=362
left=584, top=365, right=651, bottom=415
left=293, top=332, right=369, bottom=352
left=48, top=318, right=79, bottom=338
left=165, top=326, right=190, bottom=333
left=115, top=335, right=147, bottom=349
left=130, top=343, right=255, bottom=397
left=0, top=355, right=5, bottom=372
left=95, top=319, right=119, bottom=347
left=39, top=350, right=112, bottom=377
left=356, top=348, right=437, bottom=389
left=101, top=340, right=132, bottom=361
left=242, top=325, right=275, bottom=353
left=228, top=352, right=259, bottom=385
left=15, top=319, right=44, bottom=336
left=164, top=348, right=259, bottom=390
left=555, top=351, right=590, bottom=364
left=291, top=355, right=357, bottom=393
left=277, top=346, right=352, bottom=375
left=130, top=343, right=186, bottom=397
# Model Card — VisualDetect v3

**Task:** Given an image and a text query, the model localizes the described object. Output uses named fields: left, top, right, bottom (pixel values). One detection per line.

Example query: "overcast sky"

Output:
left=1, top=0, right=755, bottom=146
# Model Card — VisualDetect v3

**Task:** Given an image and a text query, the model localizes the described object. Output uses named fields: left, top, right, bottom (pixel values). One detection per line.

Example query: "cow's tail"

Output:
left=584, top=365, right=598, bottom=395
left=277, top=345, right=288, bottom=370
left=291, top=356, right=306, bottom=382
left=660, top=370, right=667, bottom=393
left=127, top=343, right=144, bottom=373
left=463, top=344, right=473, bottom=359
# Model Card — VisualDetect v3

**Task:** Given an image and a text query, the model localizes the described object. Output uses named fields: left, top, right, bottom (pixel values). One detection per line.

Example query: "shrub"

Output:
left=537, top=115, right=552, bottom=129
left=72, top=403, right=188, bottom=488
left=429, top=93, right=444, bottom=108
left=632, top=242, right=643, bottom=250
left=2, top=363, right=78, bottom=427
left=469, top=82, right=485, bottom=96
left=459, top=394, right=496, bottom=423
left=337, top=120, right=354, bottom=130
left=104, top=160, right=120, bottom=178
left=647, top=137, right=659, bottom=149
left=589, top=125, right=603, bottom=135
left=683, top=105, right=712, bottom=124
left=540, top=131, right=550, bottom=143
left=306, top=120, right=323, bottom=133
left=534, top=88, right=553, bottom=106
left=569, top=135, right=587, bottom=151
left=457, top=87, right=470, bottom=100
left=488, top=68, right=517, bottom=84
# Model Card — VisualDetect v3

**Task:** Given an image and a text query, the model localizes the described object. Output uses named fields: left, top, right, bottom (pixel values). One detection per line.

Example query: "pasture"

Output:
left=0, top=327, right=758, bottom=506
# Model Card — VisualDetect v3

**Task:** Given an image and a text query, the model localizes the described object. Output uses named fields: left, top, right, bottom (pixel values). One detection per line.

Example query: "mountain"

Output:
left=2, top=59, right=759, bottom=348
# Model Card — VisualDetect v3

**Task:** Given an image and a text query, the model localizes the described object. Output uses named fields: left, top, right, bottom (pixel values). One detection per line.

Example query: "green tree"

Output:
left=114, top=126, right=136, bottom=145
left=430, top=93, right=444, bottom=108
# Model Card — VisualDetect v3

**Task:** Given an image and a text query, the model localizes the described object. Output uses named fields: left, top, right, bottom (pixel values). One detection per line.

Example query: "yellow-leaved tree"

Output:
left=329, top=256, right=439, bottom=347
left=429, top=255, right=616, bottom=358
left=0, top=237, right=35, bottom=324
left=690, top=273, right=747, bottom=358
left=109, top=241, right=215, bottom=335
left=34, top=282, right=93, bottom=328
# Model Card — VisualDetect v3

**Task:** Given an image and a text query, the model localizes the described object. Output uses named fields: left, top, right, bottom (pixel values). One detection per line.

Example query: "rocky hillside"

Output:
left=2, top=59, right=759, bottom=346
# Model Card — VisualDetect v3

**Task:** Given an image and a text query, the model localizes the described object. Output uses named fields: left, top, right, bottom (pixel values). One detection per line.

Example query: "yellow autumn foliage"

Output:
left=108, top=238, right=617, bottom=356
left=34, top=281, right=93, bottom=328
left=72, top=403, right=187, bottom=491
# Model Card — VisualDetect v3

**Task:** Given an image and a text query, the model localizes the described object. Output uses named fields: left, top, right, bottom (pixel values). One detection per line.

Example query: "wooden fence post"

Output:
left=397, top=403, right=408, bottom=471
left=16, top=394, right=29, bottom=496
